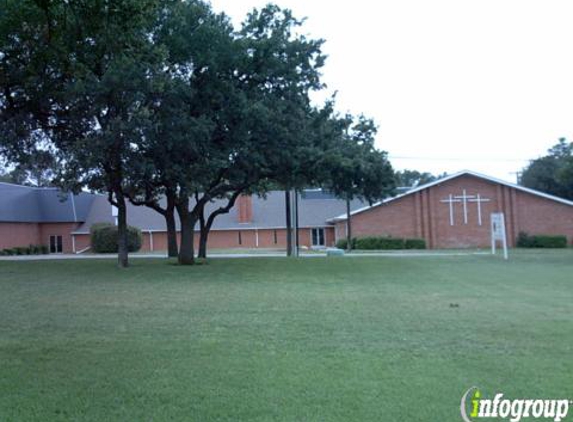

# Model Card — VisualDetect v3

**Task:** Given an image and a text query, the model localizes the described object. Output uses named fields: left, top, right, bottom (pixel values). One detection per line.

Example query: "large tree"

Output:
left=520, top=138, right=573, bottom=200
left=132, top=3, right=328, bottom=263
left=0, top=0, right=168, bottom=267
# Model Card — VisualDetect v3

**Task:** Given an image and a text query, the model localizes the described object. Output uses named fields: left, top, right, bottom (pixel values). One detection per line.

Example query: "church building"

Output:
left=1, top=170, right=572, bottom=254
left=330, top=170, right=573, bottom=248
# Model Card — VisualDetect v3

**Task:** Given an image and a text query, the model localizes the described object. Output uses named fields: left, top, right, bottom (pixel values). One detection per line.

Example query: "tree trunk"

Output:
left=346, top=197, right=352, bottom=252
left=198, top=206, right=209, bottom=259
left=165, top=212, right=178, bottom=258
left=164, top=197, right=178, bottom=258
left=285, top=190, right=292, bottom=256
left=198, top=190, right=242, bottom=260
left=116, top=193, right=129, bottom=268
left=177, top=198, right=195, bottom=265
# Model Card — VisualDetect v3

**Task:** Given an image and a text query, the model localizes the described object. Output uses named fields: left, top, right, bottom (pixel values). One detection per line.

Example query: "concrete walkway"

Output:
left=0, top=251, right=491, bottom=261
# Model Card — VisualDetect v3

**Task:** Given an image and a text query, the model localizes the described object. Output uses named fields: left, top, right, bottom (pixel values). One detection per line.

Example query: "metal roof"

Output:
left=73, top=191, right=365, bottom=234
left=0, top=182, right=95, bottom=223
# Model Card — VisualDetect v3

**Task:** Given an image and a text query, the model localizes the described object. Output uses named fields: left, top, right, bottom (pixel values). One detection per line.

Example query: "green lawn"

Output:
left=0, top=250, right=572, bottom=421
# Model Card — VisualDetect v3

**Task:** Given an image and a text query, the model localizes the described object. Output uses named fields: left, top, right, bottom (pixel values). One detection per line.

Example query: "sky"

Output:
left=209, top=0, right=573, bottom=182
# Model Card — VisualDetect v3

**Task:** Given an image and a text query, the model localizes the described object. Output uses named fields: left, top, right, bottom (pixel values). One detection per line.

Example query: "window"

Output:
left=311, top=228, right=325, bottom=247
left=238, top=231, right=242, bottom=245
left=273, top=230, right=278, bottom=244
left=49, top=235, right=63, bottom=254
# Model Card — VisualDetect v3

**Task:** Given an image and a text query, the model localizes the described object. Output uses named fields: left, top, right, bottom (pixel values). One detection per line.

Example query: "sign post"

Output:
left=490, top=212, right=508, bottom=260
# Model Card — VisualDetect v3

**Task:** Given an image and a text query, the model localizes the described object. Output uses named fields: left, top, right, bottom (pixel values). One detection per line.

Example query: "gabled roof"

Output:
left=328, top=170, right=573, bottom=223
left=72, top=190, right=366, bottom=234
left=0, top=182, right=95, bottom=223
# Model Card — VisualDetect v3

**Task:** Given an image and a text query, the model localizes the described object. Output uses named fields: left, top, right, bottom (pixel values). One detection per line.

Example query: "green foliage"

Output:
left=91, top=223, right=142, bottom=253
left=346, top=236, right=427, bottom=250
left=317, top=113, right=395, bottom=204
left=335, top=238, right=357, bottom=250
left=354, top=237, right=405, bottom=250
left=394, top=170, right=448, bottom=189
left=0, top=245, right=47, bottom=255
left=520, top=138, right=573, bottom=200
left=516, top=232, right=568, bottom=248
left=404, top=238, right=427, bottom=249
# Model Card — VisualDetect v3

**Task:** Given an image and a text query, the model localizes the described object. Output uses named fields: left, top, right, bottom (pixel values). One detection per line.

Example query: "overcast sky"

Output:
left=210, top=0, right=573, bottom=182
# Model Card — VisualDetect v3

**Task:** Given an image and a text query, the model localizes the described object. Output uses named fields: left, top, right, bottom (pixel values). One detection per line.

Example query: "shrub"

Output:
left=531, top=235, right=567, bottom=248
left=516, top=231, right=534, bottom=248
left=335, top=238, right=356, bottom=250
left=91, top=223, right=142, bottom=253
left=0, top=245, right=48, bottom=256
left=354, top=236, right=405, bottom=250
left=335, top=239, right=347, bottom=249
left=516, top=232, right=567, bottom=248
left=13, top=246, right=27, bottom=255
left=404, top=238, right=427, bottom=249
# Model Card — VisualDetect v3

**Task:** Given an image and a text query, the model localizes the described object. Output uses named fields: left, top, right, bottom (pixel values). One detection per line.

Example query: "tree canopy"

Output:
left=1, top=0, right=397, bottom=265
left=520, top=138, right=573, bottom=200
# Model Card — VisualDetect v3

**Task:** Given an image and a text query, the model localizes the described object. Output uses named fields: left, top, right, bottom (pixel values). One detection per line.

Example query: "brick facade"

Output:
left=0, top=222, right=81, bottom=253
left=335, top=174, right=573, bottom=248
left=3, top=173, right=571, bottom=253
left=133, top=227, right=336, bottom=252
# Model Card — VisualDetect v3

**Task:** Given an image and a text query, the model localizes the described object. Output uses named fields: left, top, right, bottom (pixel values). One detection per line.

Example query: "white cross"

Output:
left=453, top=189, right=474, bottom=225
left=468, top=194, right=491, bottom=226
left=440, top=194, right=462, bottom=226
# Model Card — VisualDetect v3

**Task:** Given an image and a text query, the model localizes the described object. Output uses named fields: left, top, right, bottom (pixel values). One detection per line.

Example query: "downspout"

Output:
left=70, top=192, right=78, bottom=222
left=70, top=193, right=78, bottom=254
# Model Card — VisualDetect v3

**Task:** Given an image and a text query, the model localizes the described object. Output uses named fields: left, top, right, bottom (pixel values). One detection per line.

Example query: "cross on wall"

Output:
left=440, top=189, right=491, bottom=226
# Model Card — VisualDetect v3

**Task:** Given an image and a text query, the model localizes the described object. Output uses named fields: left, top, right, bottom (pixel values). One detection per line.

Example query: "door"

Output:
left=311, top=228, right=325, bottom=247
left=50, top=235, right=63, bottom=254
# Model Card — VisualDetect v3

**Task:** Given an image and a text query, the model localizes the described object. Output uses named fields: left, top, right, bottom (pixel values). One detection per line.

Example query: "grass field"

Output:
left=0, top=250, right=572, bottom=421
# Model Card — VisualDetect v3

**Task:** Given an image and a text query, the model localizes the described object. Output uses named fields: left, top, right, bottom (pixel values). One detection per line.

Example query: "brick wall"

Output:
left=335, top=174, right=573, bottom=249
left=0, top=223, right=41, bottom=250
left=0, top=222, right=83, bottom=253
left=125, top=227, right=336, bottom=253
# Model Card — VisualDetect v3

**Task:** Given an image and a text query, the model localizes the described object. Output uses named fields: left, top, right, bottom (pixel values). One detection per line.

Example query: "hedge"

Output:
left=516, top=232, right=568, bottom=248
left=0, top=245, right=48, bottom=256
left=335, top=238, right=356, bottom=250
left=90, top=223, right=143, bottom=253
left=355, top=236, right=404, bottom=250
left=335, top=236, right=426, bottom=250
left=404, top=238, right=427, bottom=249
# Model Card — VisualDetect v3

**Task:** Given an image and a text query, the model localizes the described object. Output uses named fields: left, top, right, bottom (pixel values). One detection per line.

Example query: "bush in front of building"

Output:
left=404, top=238, right=427, bottom=249
left=90, top=223, right=143, bottom=253
left=0, top=245, right=49, bottom=256
left=335, top=238, right=356, bottom=250
left=354, top=236, right=405, bottom=250
left=336, top=237, right=427, bottom=250
left=516, top=231, right=568, bottom=248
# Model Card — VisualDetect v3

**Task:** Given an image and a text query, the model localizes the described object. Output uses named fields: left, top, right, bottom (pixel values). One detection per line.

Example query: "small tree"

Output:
left=318, top=114, right=395, bottom=251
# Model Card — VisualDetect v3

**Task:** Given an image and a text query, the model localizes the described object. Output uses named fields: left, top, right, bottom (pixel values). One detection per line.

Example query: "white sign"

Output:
left=490, top=212, right=508, bottom=260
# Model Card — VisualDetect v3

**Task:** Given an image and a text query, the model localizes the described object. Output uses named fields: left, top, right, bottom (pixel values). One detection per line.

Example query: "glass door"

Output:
left=311, top=228, right=325, bottom=247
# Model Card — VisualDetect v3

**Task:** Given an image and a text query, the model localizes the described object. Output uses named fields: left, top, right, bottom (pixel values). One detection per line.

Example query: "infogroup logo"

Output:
left=461, top=387, right=571, bottom=422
